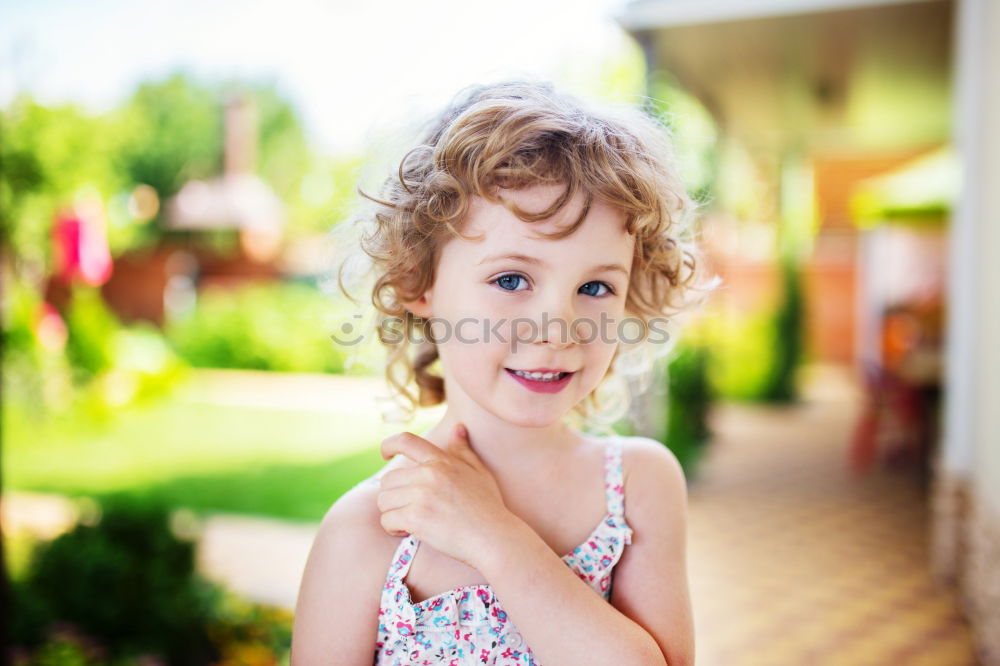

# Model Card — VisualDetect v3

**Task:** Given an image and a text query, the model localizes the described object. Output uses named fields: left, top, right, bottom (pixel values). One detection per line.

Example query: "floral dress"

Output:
left=373, top=435, right=634, bottom=665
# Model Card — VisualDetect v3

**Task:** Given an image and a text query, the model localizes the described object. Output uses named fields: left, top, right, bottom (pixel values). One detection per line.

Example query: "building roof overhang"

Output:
left=615, top=0, right=942, bottom=30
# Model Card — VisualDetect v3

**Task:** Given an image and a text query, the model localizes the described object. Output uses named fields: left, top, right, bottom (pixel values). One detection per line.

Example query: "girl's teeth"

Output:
left=512, top=370, right=565, bottom=381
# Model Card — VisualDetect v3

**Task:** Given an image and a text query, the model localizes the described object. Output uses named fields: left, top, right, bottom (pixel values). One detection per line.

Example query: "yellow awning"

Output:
left=850, top=145, right=957, bottom=229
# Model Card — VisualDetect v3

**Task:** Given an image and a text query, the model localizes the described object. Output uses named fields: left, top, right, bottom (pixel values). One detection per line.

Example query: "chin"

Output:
left=491, top=406, right=569, bottom=429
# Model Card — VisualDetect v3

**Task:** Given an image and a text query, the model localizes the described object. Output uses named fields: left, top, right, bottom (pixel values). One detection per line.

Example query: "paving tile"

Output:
left=687, top=365, right=978, bottom=665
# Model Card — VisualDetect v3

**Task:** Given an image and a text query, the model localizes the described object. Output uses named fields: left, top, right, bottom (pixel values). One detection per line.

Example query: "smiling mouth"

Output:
left=504, top=368, right=574, bottom=382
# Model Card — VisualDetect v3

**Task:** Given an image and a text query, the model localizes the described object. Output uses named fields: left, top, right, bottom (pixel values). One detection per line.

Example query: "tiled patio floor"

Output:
left=686, top=365, right=979, bottom=666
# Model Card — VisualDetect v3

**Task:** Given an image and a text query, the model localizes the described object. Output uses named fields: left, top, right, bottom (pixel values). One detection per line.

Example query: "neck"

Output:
left=419, top=394, right=581, bottom=477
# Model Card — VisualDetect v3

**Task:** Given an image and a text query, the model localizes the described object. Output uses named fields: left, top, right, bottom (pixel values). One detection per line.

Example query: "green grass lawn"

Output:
left=5, top=376, right=442, bottom=522
left=5, top=368, right=705, bottom=525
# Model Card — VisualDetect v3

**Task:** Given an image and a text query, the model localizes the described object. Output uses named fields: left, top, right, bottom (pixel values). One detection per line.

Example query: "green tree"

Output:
left=0, top=97, right=121, bottom=268
left=114, top=73, right=223, bottom=203
left=112, top=71, right=328, bottom=248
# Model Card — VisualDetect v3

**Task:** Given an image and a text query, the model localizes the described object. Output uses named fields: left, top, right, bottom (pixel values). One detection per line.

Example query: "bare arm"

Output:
left=291, top=481, right=387, bottom=666
left=476, top=438, right=694, bottom=666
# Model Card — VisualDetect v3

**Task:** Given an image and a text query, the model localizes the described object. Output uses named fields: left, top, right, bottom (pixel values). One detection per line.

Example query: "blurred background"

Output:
left=2, top=0, right=998, bottom=664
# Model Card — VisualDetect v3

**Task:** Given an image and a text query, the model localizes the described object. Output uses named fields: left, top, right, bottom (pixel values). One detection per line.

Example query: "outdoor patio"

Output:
left=5, top=364, right=978, bottom=664
left=687, top=365, right=976, bottom=665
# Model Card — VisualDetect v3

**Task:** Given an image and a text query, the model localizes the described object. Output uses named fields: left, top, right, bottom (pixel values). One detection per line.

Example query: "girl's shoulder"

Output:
left=293, top=473, right=400, bottom=660
left=313, top=473, right=402, bottom=570
left=576, top=430, right=652, bottom=458
left=585, top=433, right=678, bottom=491
left=616, top=435, right=687, bottom=515
left=614, top=434, right=669, bottom=457
left=339, top=449, right=433, bottom=532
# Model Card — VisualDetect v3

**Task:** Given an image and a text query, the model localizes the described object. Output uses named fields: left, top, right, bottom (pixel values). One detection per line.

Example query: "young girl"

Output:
left=292, top=80, right=711, bottom=666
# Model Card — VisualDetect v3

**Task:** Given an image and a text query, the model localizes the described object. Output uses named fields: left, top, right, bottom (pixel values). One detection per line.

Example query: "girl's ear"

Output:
left=401, top=290, right=433, bottom=319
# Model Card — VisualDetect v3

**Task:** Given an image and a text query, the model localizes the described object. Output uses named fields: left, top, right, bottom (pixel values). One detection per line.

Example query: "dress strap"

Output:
left=603, top=435, right=627, bottom=518
left=380, top=534, right=420, bottom=625
left=388, top=533, right=419, bottom=581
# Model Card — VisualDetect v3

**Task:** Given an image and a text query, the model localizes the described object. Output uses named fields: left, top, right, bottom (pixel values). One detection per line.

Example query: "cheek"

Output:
left=576, top=346, right=619, bottom=395
left=435, top=322, right=508, bottom=372
left=565, top=311, right=620, bottom=347
left=437, top=289, right=504, bottom=332
left=580, top=319, right=621, bottom=365
left=586, top=338, right=619, bottom=368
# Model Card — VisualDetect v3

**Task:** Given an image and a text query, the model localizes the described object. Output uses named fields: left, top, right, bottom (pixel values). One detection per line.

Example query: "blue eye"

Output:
left=493, top=274, right=528, bottom=291
left=490, top=274, right=615, bottom=297
left=580, top=281, right=614, bottom=297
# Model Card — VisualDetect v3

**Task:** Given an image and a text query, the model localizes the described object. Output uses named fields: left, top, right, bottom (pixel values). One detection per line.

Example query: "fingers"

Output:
left=449, top=424, right=469, bottom=453
left=378, top=465, right=424, bottom=490
left=447, top=423, right=483, bottom=469
left=376, top=484, right=413, bottom=513
left=377, top=473, right=424, bottom=538
left=378, top=488, right=425, bottom=538
left=381, top=431, right=446, bottom=464
left=375, top=482, right=416, bottom=537
left=378, top=507, right=410, bottom=538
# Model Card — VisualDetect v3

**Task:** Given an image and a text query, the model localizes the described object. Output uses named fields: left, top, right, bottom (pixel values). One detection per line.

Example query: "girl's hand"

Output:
left=377, top=424, right=516, bottom=570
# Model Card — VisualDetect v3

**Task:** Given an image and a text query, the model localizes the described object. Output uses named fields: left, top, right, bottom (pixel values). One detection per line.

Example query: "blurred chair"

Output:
left=849, top=358, right=929, bottom=475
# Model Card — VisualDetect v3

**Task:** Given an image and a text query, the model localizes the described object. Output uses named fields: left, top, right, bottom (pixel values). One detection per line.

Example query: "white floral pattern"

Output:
left=372, top=436, right=633, bottom=665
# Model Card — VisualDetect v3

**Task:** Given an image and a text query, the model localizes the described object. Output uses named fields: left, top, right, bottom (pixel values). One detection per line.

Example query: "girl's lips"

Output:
left=504, top=368, right=575, bottom=394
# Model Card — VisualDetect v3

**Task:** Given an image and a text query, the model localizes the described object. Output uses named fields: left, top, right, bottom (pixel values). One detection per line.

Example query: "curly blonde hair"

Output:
left=335, top=80, right=715, bottom=431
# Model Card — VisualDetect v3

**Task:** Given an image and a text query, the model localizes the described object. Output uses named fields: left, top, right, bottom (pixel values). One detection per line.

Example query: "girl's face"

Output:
left=405, top=183, right=635, bottom=428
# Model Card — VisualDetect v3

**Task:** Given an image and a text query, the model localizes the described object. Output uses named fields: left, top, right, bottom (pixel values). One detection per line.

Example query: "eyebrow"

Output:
left=478, top=253, right=630, bottom=276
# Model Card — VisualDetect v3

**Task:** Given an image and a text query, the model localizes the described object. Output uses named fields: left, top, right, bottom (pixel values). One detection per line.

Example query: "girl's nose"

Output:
left=538, top=313, right=574, bottom=349
left=529, top=295, right=579, bottom=348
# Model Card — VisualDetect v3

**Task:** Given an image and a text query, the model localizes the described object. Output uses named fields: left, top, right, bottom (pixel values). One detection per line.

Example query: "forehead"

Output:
left=456, top=184, right=633, bottom=259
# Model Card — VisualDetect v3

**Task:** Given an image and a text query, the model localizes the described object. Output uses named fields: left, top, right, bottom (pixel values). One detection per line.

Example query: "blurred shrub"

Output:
left=164, top=280, right=374, bottom=374
left=2, top=276, right=59, bottom=417
left=2, top=271, right=44, bottom=360
left=3, top=280, right=189, bottom=426
left=702, top=259, right=806, bottom=404
left=10, top=497, right=295, bottom=666
left=760, top=255, right=804, bottom=403
left=205, top=594, right=293, bottom=666
left=9, top=623, right=125, bottom=666
left=11, top=496, right=222, bottom=665
left=63, top=285, right=120, bottom=383
left=664, top=339, right=714, bottom=477
left=69, top=325, right=191, bottom=426
left=703, top=308, right=778, bottom=401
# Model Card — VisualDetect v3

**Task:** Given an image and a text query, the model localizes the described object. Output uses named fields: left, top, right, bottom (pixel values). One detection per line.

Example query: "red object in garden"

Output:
left=51, top=206, right=113, bottom=286
left=849, top=359, right=928, bottom=475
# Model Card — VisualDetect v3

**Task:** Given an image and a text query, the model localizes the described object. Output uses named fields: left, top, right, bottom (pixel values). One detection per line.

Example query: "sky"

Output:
left=0, top=0, right=638, bottom=156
